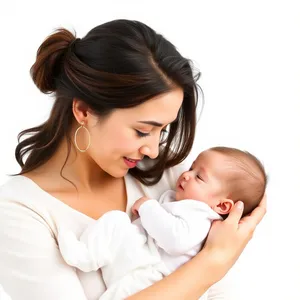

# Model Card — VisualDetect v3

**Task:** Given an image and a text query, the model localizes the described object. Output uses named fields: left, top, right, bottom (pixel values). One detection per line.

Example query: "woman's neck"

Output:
left=28, top=138, right=111, bottom=192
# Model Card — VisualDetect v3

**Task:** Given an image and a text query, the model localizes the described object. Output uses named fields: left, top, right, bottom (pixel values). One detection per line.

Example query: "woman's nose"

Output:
left=144, top=146, right=159, bottom=159
left=139, top=135, right=160, bottom=159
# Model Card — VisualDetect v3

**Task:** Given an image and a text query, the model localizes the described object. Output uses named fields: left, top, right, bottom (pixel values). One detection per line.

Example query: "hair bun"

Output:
left=30, top=28, right=77, bottom=94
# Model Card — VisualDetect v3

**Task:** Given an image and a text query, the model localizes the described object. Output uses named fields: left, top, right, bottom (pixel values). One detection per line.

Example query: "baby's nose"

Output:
left=183, top=173, right=190, bottom=181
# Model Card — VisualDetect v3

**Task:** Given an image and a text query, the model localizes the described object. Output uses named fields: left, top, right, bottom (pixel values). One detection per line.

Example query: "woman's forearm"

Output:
left=127, top=249, right=222, bottom=300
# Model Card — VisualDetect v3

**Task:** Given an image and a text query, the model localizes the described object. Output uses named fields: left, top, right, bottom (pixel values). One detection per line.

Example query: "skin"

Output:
left=129, top=196, right=266, bottom=299
left=24, top=86, right=266, bottom=298
left=132, top=150, right=235, bottom=215
left=24, top=87, right=183, bottom=220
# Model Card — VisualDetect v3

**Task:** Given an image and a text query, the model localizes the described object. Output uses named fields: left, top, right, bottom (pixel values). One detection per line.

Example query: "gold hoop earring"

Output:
left=74, top=122, right=91, bottom=152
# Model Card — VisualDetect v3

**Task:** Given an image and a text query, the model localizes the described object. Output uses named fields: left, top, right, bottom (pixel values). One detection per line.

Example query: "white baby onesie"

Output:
left=58, top=190, right=222, bottom=300
left=136, top=190, right=223, bottom=273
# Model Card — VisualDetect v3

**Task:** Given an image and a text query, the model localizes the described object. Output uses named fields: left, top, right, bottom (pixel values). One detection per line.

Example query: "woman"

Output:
left=0, top=19, right=266, bottom=299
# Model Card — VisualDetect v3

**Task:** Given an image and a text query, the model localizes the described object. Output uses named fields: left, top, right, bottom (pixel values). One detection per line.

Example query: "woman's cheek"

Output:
left=117, top=135, right=141, bottom=153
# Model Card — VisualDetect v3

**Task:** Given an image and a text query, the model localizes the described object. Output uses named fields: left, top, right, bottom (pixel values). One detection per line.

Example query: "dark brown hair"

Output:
left=15, top=19, right=200, bottom=185
left=210, top=146, right=267, bottom=216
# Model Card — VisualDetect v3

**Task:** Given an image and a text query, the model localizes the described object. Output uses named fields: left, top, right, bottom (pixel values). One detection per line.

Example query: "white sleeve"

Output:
left=58, top=210, right=133, bottom=273
left=138, top=200, right=211, bottom=255
left=0, top=201, right=89, bottom=300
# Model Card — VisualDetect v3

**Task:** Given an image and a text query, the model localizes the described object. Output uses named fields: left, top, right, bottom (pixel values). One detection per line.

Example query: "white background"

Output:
left=0, top=1, right=299, bottom=299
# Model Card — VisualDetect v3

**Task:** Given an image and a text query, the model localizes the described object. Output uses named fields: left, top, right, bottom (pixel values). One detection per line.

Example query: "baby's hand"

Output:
left=132, top=196, right=151, bottom=216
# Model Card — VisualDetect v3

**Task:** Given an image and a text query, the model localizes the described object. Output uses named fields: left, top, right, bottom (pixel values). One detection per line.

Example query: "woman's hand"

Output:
left=127, top=197, right=266, bottom=300
left=202, top=196, right=267, bottom=279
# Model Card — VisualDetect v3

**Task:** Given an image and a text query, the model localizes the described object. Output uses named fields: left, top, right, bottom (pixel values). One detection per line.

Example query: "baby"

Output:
left=58, top=146, right=267, bottom=300
left=133, top=146, right=267, bottom=219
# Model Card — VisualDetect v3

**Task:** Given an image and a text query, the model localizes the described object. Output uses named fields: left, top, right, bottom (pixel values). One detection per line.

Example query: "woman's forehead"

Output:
left=117, top=88, right=183, bottom=124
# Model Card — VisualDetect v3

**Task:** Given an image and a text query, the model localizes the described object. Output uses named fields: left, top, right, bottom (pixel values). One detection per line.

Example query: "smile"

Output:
left=123, top=157, right=142, bottom=168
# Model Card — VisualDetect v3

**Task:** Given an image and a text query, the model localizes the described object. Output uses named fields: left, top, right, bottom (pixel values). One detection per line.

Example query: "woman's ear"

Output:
left=72, top=98, right=89, bottom=123
left=213, top=199, right=234, bottom=215
left=72, top=99, right=97, bottom=126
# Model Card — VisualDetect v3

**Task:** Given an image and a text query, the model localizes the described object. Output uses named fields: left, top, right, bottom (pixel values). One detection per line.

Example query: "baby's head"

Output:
left=175, top=146, right=267, bottom=217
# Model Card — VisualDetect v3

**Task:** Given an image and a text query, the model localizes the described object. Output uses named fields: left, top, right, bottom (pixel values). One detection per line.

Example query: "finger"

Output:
left=132, top=206, right=137, bottom=215
left=225, top=201, right=244, bottom=225
left=246, top=199, right=267, bottom=227
left=132, top=207, right=139, bottom=216
left=259, top=194, right=267, bottom=209
left=238, top=195, right=267, bottom=234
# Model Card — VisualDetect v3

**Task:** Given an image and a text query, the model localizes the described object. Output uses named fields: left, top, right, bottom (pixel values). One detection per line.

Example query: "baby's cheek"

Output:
left=187, top=185, right=202, bottom=200
left=178, top=189, right=191, bottom=201
left=204, top=192, right=219, bottom=206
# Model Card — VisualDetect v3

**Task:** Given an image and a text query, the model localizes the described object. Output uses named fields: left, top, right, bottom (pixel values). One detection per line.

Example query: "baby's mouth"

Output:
left=178, top=183, right=184, bottom=191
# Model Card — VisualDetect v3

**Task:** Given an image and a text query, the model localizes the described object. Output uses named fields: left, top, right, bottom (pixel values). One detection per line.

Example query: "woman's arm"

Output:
left=128, top=247, right=221, bottom=299
left=0, top=201, right=89, bottom=300
left=206, top=273, right=234, bottom=300
left=127, top=198, right=266, bottom=299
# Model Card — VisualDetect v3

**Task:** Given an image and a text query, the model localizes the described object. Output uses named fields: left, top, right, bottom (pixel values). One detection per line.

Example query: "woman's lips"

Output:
left=123, top=157, right=141, bottom=168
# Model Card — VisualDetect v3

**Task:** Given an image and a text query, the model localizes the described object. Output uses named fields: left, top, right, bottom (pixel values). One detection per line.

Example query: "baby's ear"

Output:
left=213, top=199, right=234, bottom=215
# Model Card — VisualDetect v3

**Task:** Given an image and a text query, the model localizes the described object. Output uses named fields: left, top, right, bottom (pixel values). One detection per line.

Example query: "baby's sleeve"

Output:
left=139, top=200, right=212, bottom=255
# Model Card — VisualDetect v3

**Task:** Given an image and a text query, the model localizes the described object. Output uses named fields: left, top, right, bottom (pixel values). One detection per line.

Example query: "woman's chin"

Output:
left=111, top=167, right=130, bottom=178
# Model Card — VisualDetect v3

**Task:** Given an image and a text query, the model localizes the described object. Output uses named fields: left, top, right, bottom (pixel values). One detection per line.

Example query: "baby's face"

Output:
left=175, top=150, right=228, bottom=207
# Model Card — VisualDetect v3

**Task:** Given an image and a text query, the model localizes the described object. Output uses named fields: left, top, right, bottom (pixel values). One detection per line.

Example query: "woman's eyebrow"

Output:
left=138, top=121, right=163, bottom=127
left=138, top=117, right=178, bottom=127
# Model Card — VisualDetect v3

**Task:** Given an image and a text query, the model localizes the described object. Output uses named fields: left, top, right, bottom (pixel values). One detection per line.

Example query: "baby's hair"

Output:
left=209, top=146, right=267, bottom=216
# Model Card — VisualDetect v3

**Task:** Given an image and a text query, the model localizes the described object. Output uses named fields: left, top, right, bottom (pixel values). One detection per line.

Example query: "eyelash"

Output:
left=197, top=175, right=203, bottom=181
left=136, top=130, right=150, bottom=138
left=136, top=129, right=168, bottom=138
left=189, top=167, right=203, bottom=181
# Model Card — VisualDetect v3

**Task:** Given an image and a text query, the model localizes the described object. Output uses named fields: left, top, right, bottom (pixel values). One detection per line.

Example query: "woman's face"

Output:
left=85, top=87, right=184, bottom=178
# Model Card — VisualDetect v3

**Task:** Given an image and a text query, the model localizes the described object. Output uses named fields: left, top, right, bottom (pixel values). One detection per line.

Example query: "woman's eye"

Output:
left=136, top=130, right=150, bottom=138
left=197, top=175, right=203, bottom=181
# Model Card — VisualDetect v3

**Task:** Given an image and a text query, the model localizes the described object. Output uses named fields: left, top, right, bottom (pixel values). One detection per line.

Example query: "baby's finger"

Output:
left=132, top=206, right=139, bottom=216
